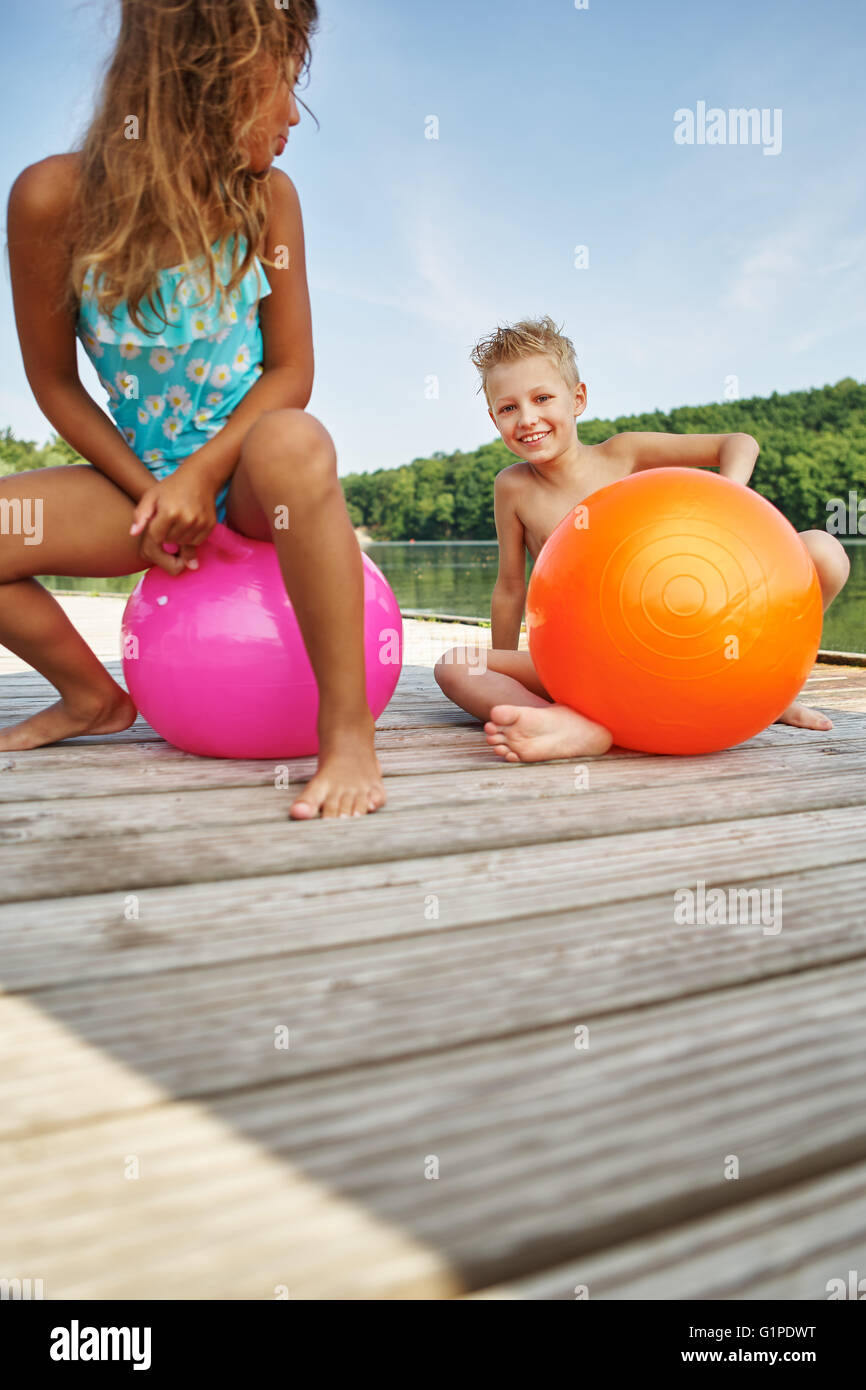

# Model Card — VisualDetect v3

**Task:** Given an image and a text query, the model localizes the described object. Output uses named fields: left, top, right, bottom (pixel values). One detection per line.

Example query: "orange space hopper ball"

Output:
left=526, top=468, right=823, bottom=755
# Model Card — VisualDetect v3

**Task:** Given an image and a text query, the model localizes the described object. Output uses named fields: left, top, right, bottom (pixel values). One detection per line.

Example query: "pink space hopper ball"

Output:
left=121, top=522, right=403, bottom=758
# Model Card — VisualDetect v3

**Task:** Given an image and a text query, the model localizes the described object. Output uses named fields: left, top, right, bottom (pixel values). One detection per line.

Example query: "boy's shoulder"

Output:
left=494, top=460, right=533, bottom=490
left=594, top=430, right=638, bottom=453
left=586, top=430, right=653, bottom=478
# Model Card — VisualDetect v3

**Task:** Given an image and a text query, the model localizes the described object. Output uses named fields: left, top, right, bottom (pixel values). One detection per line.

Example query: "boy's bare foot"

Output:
left=290, top=716, right=385, bottom=819
left=484, top=702, right=613, bottom=763
left=0, top=684, right=137, bottom=751
left=775, top=701, right=833, bottom=731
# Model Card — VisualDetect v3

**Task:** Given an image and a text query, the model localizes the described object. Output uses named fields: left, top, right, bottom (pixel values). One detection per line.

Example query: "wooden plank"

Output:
left=4, top=749, right=866, bottom=843
left=2, top=807, right=866, bottom=990
left=5, top=865, right=866, bottom=1128
left=0, top=741, right=860, bottom=820
left=466, top=1161, right=866, bottom=1299
left=2, top=722, right=866, bottom=804
left=1, top=761, right=865, bottom=904
left=1, top=711, right=865, bottom=806
left=1, top=656, right=863, bottom=707
left=2, top=961, right=866, bottom=1296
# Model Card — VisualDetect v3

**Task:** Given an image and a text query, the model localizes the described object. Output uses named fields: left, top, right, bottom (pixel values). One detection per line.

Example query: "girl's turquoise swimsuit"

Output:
left=76, top=236, right=272, bottom=522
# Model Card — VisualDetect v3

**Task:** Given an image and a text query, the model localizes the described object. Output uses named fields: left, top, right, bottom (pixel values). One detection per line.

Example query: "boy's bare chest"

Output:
left=521, top=475, right=609, bottom=560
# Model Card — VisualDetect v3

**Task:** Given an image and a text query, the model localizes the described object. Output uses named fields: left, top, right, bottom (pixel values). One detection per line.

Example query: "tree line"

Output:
left=342, top=378, right=866, bottom=539
left=3, top=378, right=864, bottom=539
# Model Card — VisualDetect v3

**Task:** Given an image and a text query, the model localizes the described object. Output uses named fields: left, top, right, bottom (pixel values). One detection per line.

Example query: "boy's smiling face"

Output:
left=486, top=353, right=586, bottom=465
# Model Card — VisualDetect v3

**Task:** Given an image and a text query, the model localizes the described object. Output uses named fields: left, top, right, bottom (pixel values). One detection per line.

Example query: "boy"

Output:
left=434, top=316, right=850, bottom=762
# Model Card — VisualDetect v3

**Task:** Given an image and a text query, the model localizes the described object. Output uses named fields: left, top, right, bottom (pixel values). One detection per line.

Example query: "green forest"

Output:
left=3, top=378, right=864, bottom=540
left=342, top=378, right=866, bottom=540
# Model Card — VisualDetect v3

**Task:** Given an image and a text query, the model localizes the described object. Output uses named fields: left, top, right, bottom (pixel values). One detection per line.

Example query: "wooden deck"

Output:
left=3, top=598, right=866, bottom=1300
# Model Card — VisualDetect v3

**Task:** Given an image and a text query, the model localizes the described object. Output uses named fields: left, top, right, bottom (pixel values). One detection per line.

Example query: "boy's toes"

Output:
left=776, top=701, right=834, bottom=731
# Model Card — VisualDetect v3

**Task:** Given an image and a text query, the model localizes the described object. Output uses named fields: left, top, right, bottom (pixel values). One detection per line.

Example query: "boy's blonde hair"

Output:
left=470, top=315, right=581, bottom=406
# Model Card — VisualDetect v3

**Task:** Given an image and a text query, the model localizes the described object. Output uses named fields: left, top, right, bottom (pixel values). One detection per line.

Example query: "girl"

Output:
left=3, top=0, right=385, bottom=818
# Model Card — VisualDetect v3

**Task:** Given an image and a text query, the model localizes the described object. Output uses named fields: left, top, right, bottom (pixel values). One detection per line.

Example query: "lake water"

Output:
left=41, top=538, right=866, bottom=654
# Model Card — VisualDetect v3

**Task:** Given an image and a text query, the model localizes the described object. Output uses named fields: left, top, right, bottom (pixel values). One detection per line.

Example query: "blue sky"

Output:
left=1, top=0, right=864, bottom=475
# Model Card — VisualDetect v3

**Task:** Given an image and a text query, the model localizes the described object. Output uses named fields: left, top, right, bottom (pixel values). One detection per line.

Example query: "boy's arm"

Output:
left=490, top=468, right=527, bottom=650
left=608, top=431, right=760, bottom=485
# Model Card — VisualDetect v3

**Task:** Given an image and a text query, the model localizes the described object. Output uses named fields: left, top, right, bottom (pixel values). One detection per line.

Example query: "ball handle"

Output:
left=159, top=522, right=257, bottom=563
left=205, top=521, right=258, bottom=562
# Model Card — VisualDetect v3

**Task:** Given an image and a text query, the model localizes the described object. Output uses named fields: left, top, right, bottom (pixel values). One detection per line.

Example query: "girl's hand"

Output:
left=130, top=473, right=218, bottom=575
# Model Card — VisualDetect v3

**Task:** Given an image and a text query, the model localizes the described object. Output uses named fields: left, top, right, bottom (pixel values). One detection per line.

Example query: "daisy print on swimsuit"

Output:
left=233, top=344, right=252, bottom=373
left=185, top=357, right=209, bottom=385
left=82, top=328, right=103, bottom=357
left=165, top=383, right=192, bottom=413
left=150, top=346, right=174, bottom=374
left=210, top=363, right=233, bottom=388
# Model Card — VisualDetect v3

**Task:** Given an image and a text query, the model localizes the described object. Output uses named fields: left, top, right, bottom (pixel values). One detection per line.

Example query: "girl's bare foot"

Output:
left=0, top=682, right=137, bottom=751
left=290, top=716, right=385, bottom=819
left=484, top=702, right=613, bottom=763
left=775, top=701, right=833, bottom=731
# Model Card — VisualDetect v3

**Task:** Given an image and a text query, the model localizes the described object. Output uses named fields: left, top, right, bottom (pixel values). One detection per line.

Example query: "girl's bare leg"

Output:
left=0, top=466, right=143, bottom=751
left=226, top=409, right=385, bottom=819
left=435, top=646, right=612, bottom=762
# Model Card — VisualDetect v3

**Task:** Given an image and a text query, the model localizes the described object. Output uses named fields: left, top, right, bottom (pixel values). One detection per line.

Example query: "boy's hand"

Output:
left=130, top=473, right=218, bottom=575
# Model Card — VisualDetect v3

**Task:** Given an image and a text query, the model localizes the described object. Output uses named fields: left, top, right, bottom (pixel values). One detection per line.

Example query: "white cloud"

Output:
left=724, top=239, right=804, bottom=313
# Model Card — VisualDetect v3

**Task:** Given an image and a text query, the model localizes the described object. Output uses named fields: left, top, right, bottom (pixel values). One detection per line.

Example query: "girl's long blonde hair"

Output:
left=66, top=0, right=319, bottom=333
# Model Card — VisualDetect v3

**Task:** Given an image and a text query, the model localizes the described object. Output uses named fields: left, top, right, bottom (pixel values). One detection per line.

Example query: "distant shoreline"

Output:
left=354, top=530, right=498, bottom=547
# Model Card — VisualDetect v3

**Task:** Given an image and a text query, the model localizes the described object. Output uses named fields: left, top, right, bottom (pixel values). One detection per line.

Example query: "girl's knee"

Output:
left=241, top=409, right=336, bottom=480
